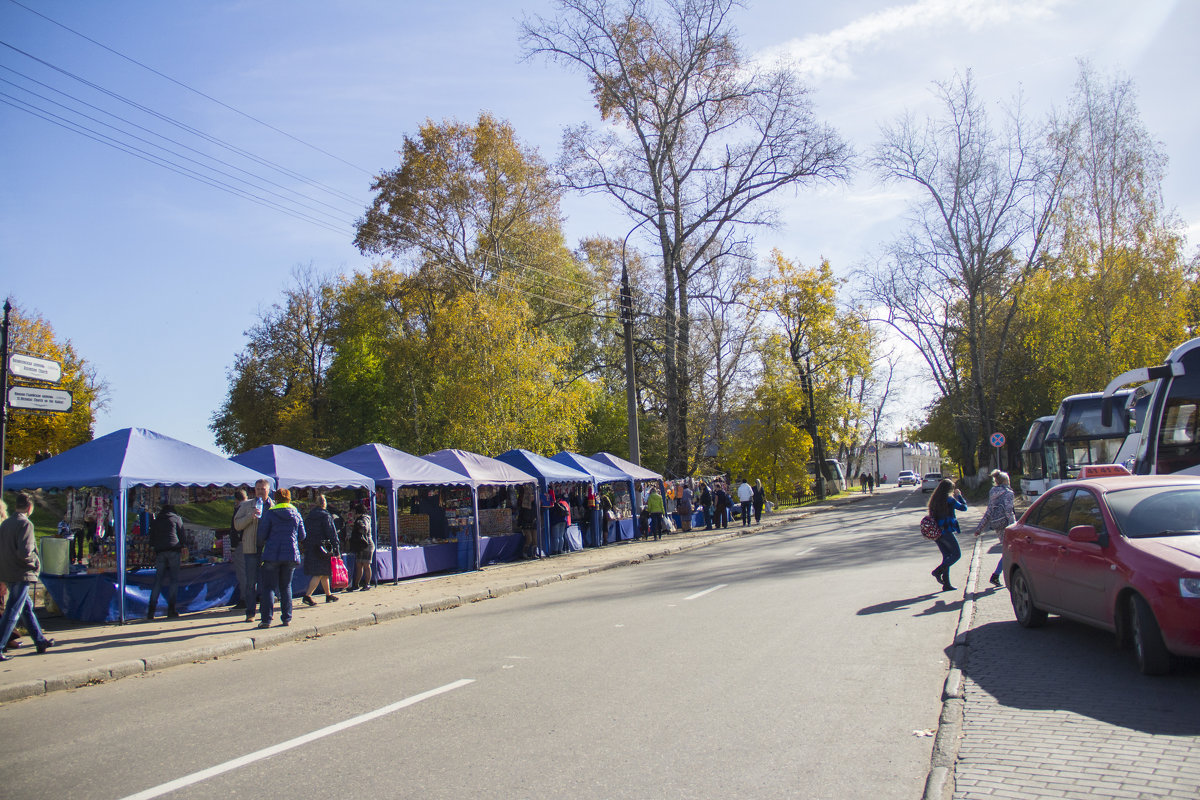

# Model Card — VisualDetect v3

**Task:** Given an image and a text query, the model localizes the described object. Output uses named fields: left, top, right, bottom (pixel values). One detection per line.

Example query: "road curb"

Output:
left=4, top=495, right=870, bottom=704
left=922, top=536, right=984, bottom=800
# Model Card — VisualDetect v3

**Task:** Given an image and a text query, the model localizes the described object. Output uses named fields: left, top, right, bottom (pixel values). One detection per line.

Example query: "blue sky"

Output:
left=2, top=0, right=1196, bottom=453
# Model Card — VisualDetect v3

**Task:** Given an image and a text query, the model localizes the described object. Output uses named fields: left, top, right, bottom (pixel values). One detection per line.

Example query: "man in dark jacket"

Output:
left=147, top=502, right=186, bottom=619
left=0, top=493, right=55, bottom=660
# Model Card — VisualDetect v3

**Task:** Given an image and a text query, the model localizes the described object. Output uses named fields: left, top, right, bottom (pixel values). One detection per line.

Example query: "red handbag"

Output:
left=330, top=555, right=350, bottom=589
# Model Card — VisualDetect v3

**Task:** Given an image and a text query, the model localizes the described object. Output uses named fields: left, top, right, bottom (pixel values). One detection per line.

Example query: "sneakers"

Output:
left=256, top=621, right=271, bottom=629
left=302, top=595, right=316, bottom=607
left=36, top=638, right=56, bottom=655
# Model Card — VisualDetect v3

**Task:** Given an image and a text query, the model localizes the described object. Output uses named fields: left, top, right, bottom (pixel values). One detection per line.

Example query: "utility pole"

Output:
left=619, top=264, right=641, bottom=466
left=0, top=299, right=10, bottom=495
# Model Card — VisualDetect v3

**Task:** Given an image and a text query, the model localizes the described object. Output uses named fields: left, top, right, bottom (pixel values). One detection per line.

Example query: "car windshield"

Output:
left=1105, top=486, right=1200, bottom=539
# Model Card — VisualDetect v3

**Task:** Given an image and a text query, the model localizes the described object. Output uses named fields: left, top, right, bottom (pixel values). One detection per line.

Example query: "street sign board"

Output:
left=990, top=432, right=1006, bottom=448
left=8, top=353, right=62, bottom=383
left=7, top=385, right=72, bottom=412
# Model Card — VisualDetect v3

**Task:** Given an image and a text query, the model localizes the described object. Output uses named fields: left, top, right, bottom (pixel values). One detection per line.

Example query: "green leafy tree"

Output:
left=723, top=336, right=812, bottom=500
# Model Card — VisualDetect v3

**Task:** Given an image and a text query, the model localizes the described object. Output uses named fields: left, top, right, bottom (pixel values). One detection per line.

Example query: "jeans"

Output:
left=650, top=512, right=663, bottom=539
left=148, top=551, right=181, bottom=615
left=243, top=552, right=260, bottom=617
left=703, top=507, right=713, bottom=529
left=717, top=508, right=728, bottom=529
left=0, top=582, right=46, bottom=647
left=935, top=532, right=962, bottom=574
left=740, top=501, right=752, bottom=526
left=259, top=561, right=296, bottom=623
left=231, top=541, right=247, bottom=604
left=550, top=522, right=566, bottom=555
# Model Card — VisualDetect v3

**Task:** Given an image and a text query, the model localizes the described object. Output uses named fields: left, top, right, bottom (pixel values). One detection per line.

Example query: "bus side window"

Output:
left=1158, top=401, right=1200, bottom=473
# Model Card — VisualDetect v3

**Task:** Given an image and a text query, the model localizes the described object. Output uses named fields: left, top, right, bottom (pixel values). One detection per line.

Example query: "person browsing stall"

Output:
left=146, top=502, right=186, bottom=619
left=233, top=479, right=272, bottom=623
left=256, top=487, right=305, bottom=628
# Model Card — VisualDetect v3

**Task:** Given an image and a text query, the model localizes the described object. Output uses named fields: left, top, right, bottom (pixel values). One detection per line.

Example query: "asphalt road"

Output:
left=0, top=489, right=962, bottom=800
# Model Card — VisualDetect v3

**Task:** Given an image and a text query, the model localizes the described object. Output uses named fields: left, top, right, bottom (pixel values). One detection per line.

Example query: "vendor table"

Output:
left=368, top=533, right=524, bottom=581
left=41, top=563, right=237, bottom=623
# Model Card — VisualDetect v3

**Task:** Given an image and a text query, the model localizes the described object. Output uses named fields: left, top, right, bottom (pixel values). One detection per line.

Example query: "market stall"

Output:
left=550, top=451, right=636, bottom=545
left=497, top=449, right=593, bottom=554
left=589, top=452, right=665, bottom=539
left=421, top=449, right=538, bottom=570
left=328, top=443, right=476, bottom=582
left=230, top=444, right=375, bottom=593
left=4, top=428, right=272, bottom=623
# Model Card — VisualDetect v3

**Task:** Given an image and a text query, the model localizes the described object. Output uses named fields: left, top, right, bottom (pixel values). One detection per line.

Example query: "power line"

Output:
left=0, top=95, right=351, bottom=236
left=4, top=0, right=375, bottom=177
left=0, top=76, right=359, bottom=227
left=0, top=39, right=369, bottom=208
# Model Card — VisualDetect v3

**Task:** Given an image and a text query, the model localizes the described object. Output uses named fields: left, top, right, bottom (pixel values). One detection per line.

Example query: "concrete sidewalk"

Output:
left=0, top=493, right=872, bottom=705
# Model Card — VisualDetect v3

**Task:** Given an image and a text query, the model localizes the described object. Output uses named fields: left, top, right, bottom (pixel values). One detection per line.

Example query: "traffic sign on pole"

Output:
left=7, top=386, right=72, bottom=412
left=989, top=432, right=1006, bottom=448
left=8, top=353, right=62, bottom=383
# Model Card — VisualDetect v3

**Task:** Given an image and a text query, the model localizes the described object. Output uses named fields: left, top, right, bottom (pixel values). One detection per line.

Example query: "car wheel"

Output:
left=1129, top=594, right=1171, bottom=675
left=1009, top=569, right=1047, bottom=628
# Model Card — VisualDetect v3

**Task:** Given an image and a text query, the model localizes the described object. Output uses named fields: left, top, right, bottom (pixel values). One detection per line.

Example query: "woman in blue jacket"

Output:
left=256, top=487, right=306, bottom=628
left=928, top=479, right=966, bottom=592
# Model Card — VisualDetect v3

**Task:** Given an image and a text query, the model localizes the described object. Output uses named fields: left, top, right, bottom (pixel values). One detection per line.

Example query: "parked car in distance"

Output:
left=897, top=470, right=919, bottom=487
left=921, top=473, right=944, bottom=492
left=1003, top=474, right=1200, bottom=674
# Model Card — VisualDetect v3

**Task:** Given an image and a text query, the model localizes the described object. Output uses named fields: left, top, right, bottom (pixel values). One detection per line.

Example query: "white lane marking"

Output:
left=684, top=584, right=728, bottom=601
left=794, top=547, right=815, bottom=557
left=118, top=679, right=474, bottom=800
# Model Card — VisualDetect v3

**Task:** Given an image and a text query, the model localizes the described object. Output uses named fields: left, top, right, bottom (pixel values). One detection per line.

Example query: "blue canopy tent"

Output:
left=4, top=428, right=272, bottom=622
left=421, top=449, right=537, bottom=570
left=551, top=451, right=636, bottom=544
left=231, top=445, right=376, bottom=592
left=328, top=444, right=474, bottom=582
left=590, top=452, right=665, bottom=539
left=497, top=449, right=593, bottom=553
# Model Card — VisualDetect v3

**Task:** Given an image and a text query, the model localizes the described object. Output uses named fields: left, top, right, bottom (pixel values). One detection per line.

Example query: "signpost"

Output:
left=7, top=386, right=72, bottom=412
left=1, top=299, right=69, bottom=498
left=9, top=353, right=62, bottom=383
left=990, top=431, right=1006, bottom=470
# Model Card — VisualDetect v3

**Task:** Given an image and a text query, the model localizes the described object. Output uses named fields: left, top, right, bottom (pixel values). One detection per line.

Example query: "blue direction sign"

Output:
left=989, top=432, right=1006, bottom=448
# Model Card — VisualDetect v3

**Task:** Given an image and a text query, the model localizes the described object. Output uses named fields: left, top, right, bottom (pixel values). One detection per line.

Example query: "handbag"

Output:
left=330, top=555, right=350, bottom=589
left=920, top=515, right=942, bottom=541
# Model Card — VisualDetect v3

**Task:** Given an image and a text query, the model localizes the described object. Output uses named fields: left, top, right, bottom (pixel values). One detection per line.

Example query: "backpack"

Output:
left=350, top=515, right=371, bottom=549
left=920, top=515, right=942, bottom=541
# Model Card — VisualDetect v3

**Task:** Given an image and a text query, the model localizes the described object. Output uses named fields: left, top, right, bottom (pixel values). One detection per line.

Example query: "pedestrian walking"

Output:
left=256, top=487, right=305, bottom=628
left=973, top=470, right=1017, bottom=587
left=301, top=495, right=341, bottom=605
left=866, top=473, right=874, bottom=494
left=752, top=479, right=766, bottom=524
left=859, top=472, right=868, bottom=493
left=0, top=493, right=55, bottom=661
left=928, top=479, right=967, bottom=591
left=699, top=482, right=713, bottom=530
left=737, top=478, right=753, bottom=527
left=146, top=502, right=186, bottom=619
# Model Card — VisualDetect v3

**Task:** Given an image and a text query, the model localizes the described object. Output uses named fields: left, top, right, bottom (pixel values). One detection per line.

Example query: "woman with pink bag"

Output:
left=301, top=495, right=341, bottom=606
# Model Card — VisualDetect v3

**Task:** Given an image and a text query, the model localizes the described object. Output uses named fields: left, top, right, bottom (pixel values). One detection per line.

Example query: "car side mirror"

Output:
left=1068, top=524, right=1106, bottom=546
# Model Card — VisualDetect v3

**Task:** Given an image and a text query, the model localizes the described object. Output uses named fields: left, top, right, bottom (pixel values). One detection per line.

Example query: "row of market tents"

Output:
left=3, top=428, right=664, bottom=623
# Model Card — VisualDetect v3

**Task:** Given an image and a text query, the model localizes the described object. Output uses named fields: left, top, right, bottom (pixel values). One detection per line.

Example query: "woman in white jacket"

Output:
left=974, top=470, right=1016, bottom=587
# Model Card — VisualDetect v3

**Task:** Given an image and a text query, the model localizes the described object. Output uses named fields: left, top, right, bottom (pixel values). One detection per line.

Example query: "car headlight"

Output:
left=1182, top=577, right=1200, bottom=598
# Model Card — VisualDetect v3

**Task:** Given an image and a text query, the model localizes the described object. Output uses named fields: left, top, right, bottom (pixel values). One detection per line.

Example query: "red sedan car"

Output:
left=1003, top=474, right=1200, bottom=674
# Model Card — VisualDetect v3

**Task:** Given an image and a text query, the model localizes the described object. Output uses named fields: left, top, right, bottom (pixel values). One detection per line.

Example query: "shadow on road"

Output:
left=964, top=610, right=1200, bottom=736
left=857, top=591, right=961, bottom=616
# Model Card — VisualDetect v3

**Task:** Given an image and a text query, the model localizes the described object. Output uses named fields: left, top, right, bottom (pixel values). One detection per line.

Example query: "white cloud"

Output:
left=758, top=0, right=1073, bottom=81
